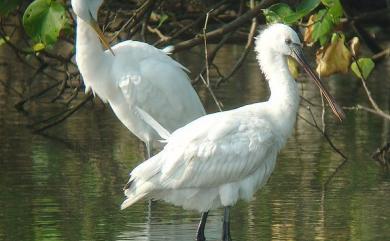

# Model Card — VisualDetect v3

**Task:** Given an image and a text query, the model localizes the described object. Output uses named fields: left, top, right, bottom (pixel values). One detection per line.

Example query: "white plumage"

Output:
left=121, top=24, right=344, bottom=241
left=71, top=0, right=205, bottom=155
left=122, top=108, right=282, bottom=211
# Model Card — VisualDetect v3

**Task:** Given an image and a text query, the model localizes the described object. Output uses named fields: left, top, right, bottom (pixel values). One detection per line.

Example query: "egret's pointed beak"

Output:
left=89, top=15, right=115, bottom=56
left=291, top=45, right=345, bottom=122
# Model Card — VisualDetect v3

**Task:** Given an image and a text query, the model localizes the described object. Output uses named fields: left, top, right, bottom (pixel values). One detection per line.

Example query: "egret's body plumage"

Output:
left=121, top=24, right=344, bottom=241
left=72, top=0, right=205, bottom=153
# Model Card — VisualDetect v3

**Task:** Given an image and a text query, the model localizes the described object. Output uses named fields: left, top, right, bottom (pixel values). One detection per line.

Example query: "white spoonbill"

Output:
left=71, top=0, right=205, bottom=157
left=121, top=24, right=345, bottom=241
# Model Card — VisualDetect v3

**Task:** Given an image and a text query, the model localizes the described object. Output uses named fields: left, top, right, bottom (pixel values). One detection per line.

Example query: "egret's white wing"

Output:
left=135, top=106, right=170, bottom=140
left=112, top=41, right=205, bottom=133
left=157, top=110, right=276, bottom=189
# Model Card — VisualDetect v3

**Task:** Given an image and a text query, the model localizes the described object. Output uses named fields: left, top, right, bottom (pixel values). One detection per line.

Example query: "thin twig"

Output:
left=298, top=105, right=348, bottom=189
left=153, top=0, right=230, bottom=47
left=33, top=93, right=93, bottom=133
left=200, top=75, right=223, bottom=111
left=216, top=0, right=257, bottom=87
left=201, top=10, right=223, bottom=111
left=172, top=0, right=277, bottom=52
left=351, top=54, right=390, bottom=120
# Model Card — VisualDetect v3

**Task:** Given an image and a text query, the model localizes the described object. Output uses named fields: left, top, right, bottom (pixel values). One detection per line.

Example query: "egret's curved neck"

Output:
left=258, top=50, right=300, bottom=138
left=75, top=17, right=105, bottom=63
left=75, top=16, right=114, bottom=101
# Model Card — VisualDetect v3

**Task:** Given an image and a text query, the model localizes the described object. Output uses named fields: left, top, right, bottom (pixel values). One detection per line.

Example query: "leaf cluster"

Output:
left=264, top=0, right=375, bottom=80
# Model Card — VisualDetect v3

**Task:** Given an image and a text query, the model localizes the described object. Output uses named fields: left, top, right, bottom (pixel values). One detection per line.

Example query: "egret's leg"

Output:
left=145, top=141, right=151, bottom=159
left=144, top=141, right=155, bottom=226
left=222, top=207, right=232, bottom=241
left=196, top=211, right=209, bottom=241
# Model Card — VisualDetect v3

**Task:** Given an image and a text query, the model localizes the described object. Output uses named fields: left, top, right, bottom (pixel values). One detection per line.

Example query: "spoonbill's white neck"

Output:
left=257, top=48, right=300, bottom=139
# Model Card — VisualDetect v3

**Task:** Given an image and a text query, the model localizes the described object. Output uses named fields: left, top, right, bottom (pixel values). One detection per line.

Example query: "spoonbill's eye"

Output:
left=285, top=38, right=292, bottom=45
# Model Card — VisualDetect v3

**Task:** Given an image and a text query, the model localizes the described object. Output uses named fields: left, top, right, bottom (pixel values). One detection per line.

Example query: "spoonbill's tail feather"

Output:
left=121, top=191, right=148, bottom=210
left=121, top=153, right=163, bottom=210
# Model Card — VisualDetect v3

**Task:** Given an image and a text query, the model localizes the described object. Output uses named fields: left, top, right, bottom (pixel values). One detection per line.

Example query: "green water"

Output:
left=0, top=44, right=389, bottom=241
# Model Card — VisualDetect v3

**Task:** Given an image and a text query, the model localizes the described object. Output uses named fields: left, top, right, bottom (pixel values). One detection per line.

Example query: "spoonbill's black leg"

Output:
left=222, top=207, right=232, bottom=241
left=196, top=211, right=209, bottom=241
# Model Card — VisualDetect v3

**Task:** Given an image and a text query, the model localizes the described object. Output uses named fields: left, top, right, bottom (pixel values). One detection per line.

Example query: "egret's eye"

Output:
left=285, top=38, right=292, bottom=45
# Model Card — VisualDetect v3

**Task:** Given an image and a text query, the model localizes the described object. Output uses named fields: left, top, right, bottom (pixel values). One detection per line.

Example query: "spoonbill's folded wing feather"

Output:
left=158, top=111, right=276, bottom=189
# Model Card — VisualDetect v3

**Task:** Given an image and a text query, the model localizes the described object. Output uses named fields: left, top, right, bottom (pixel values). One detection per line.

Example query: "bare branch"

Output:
left=172, top=0, right=277, bottom=52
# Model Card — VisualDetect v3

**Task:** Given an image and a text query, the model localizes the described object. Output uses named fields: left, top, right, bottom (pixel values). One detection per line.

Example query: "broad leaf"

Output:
left=322, top=0, right=343, bottom=20
left=0, top=36, right=10, bottom=46
left=312, top=9, right=334, bottom=45
left=33, top=42, right=45, bottom=52
left=316, top=33, right=351, bottom=77
left=157, top=14, right=169, bottom=28
left=23, top=0, right=68, bottom=46
left=265, top=0, right=321, bottom=24
left=351, top=58, right=375, bottom=79
left=294, top=0, right=321, bottom=19
left=263, top=3, right=296, bottom=23
left=287, top=57, right=299, bottom=79
left=304, top=15, right=316, bottom=45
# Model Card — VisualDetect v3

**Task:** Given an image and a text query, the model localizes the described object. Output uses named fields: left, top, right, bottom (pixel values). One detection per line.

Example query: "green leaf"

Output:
left=263, top=3, right=293, bottom=23
left=0, top=36, right=10, bottom=46
left=295, top=0, right=321, bottom=18
left=264, top=0, right=321, bottom=24
left=286, top=0, right=322, bottom=24
left=269, top=3, right=295, bottom=18
left=0, top=0, right=22, bottom=16
left=33, top=42, right=45, bottom=52
left=351, top=58, right=375, bottom=79
left=157, top=14, right=169, bottom=28
left=323, top=0, right=343, bottom=21
left=263, top=3, right=298, bottom=24
left=22, top=0, right=68, bottom=46
left=262, top=9, right=282, bottom=23
left=312, top=9, right=334, bottom=45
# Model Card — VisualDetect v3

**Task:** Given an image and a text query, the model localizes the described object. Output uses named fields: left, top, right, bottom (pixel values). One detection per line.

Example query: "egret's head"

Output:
left=255, top=23, right=345, bottom=122
left=71, top=0, right=103, bottom=21
left=71, top=0, right=114, bottom=55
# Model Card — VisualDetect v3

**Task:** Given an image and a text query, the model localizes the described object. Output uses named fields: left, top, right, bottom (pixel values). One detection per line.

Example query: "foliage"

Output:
left=22, top=0, right=70, bottom=49
left=316, top=33, right=351, bottom=77
left=287, top=57, right=299, bottom=79
left=264, top=0, right=377, bottom=80
left=0, top=36, right=10, bottom=46
left=263, top=0, right=321, bottom=24
left=351, top=58, right=375, bottom=79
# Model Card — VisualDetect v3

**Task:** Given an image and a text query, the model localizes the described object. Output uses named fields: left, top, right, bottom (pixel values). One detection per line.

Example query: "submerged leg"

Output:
left=222, top=207, right=232, bottom=241
left=196, top=211, right=209, bottom=241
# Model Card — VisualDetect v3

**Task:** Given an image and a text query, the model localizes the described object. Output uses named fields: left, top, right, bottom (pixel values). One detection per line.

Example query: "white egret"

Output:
left=121, top=24, right=345, bottom=241
left=71, top=0, right=206, bottom=157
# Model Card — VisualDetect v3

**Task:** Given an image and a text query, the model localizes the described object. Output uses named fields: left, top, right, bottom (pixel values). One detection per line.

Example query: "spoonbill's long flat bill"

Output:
left=121, top=24, right=345, bottom=241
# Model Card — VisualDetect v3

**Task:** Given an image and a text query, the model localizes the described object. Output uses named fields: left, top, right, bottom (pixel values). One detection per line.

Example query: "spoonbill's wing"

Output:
left=158, top=111, right=277, bottom=189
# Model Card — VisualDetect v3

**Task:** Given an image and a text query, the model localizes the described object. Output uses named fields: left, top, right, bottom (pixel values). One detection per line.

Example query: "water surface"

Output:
left=0, top=44, right=389, bottom=241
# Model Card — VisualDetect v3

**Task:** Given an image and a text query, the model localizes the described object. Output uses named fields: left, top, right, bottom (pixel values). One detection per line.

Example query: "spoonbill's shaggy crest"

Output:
left=121, top=24, right=345, bottom=241
left=71, top=0, right=205, bottom=157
